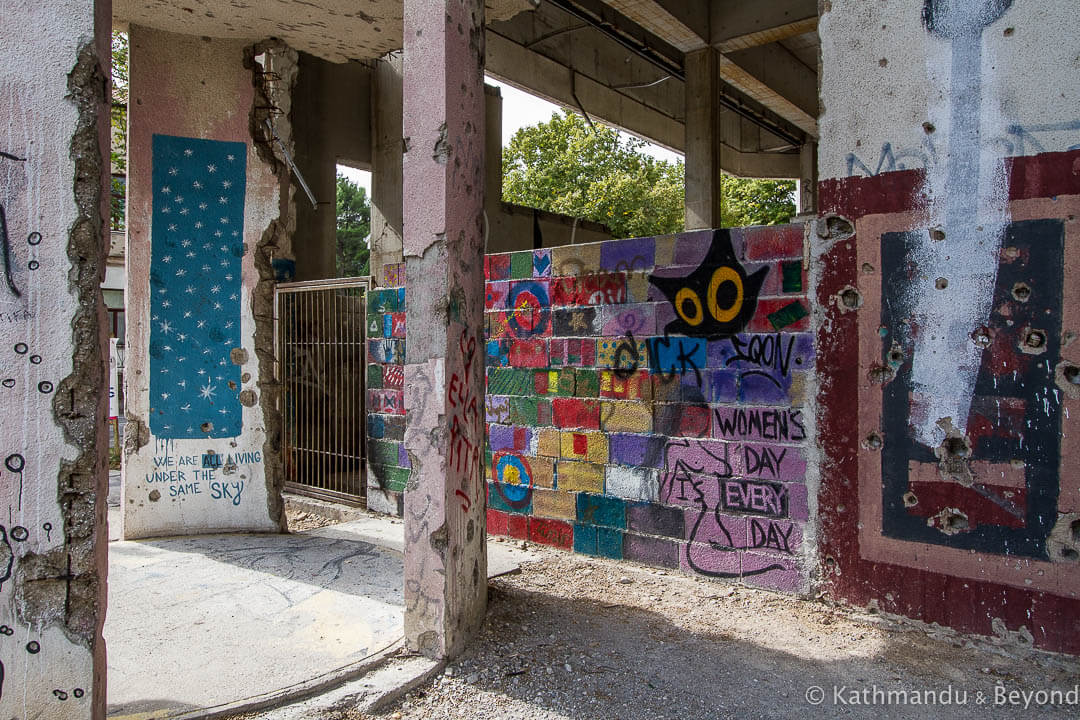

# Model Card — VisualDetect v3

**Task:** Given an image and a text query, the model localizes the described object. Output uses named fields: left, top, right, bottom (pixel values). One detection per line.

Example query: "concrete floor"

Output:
left=104, top=478, right=527, bottom=719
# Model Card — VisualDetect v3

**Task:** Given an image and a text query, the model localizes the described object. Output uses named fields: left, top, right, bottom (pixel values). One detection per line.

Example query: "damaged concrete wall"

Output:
left=817, top=0, right=1080, bottom=653
left=0, top=1, right=111, bottom=716
left=291, top=53, right=373, bottom=281
left=123, top=27, right=289, bottom=538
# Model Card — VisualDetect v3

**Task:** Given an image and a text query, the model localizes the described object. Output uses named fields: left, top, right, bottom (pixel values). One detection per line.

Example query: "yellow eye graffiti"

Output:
left=675, top=288, right=704, bottom=326
left=708, top=267, right=744, bottom=323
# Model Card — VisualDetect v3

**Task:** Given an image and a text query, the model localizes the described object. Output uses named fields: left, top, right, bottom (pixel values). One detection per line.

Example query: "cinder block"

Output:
left=560, top=431, right=609, bottom=464
left=742, top=442, right=806, bottom=483
left=743, top=223, right=804, bottom=261
left=489, top=481, right=533, bottom=515
left=625, top=272, right=652, bottom=303
left=507, top=513, right=529, bottom=539
left=487, top=508, right=510, bottom=536
left=552, top=397, right=601, bottom=430
left=486, top=395, right=511, bottom=424
left=596, top=527, right=624, bottom=559
left=531, top=489, right=576, bottom=520
left=533, top=248, right=553, bottom=277
left=557, top=460, right=605, bottom=493
left=508, top=338, right=548, bottom=367
left=599, top=370, right=652, bottom=401
left=367, top=363, right=384, bottom=389
left=368, top=440, right=400, bottom=467
left=551, top=276, right=576, bottom=306
left=530, top=455, right=556, bottom=489
left=600, top=401, right=652, bottom=433
left=623, top=533, right=680, bottom=569
left=574, top=369, right=601, bottom=397
left=551, top=243, right=601, bottom=276
left=575, top=272, right=626, bottom=305
left=597, top=337, right=649, bottom=373
left=608, top=433, right=666, bottom=468
left=487, top=367, right=534, bottom=396
left=601, top=303, right=657, bottom=337
left=653, top=234, right=676, bottom=266
left=573, top=523, right=597, bottom=554
left=552, top=307, right=600, bottom=336
left=528, top=517, right=574, bottom=549
left=509, top=251, right=534, bottom=279
left=537, top=428, right=561, bottom=457
left=653, top=403, right=711, bottom=437
left=369, top=464, right=410, bottom=493
left=605, top=466, right=660, bottom=502
left=509, top=396, right=540, bottom=426
left=576, top=493, right=626, bottom=529
left=485, top=280, right=509, bottom=310
left=626, top=501, right=684, bottom=538
left=534, top=369, right=576, bottom=396
left=599, top=236, right=656, bottom=272
left=486, top=254, right=511, bottom=281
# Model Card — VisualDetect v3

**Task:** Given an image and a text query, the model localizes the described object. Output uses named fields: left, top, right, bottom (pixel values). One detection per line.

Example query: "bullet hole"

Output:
left=886, top=345, right=904, bottom=366
left=935, top=277, right=948, bottom=290
left=1011, top=282, right=1031, bottom=302
left=868, top=364, right=895, bottom=384
left=971, top=326, right=993, bottom=349
left=1064, top=365, right=1080, bottom=384
left=879, top=58, right=888, bottom=67
left=241, top=372, right=252, bottom=383
left=816, top=214, right=854, bottom=241
left=1020, top=327, right=1047, bottom=355
left=1062, top=547, right=1079, bottom=561
left=861, top=262, right=875, bottom=273
left=838, top=286, right=862, bottom=311
left=903, top=491, right=918, bottom=508
left=238, top=389, right=258, bottom=407
left=929, top=507, right=969, bottom=535
left=929, top=227, right=945, bottom=242
left=26, top=641, right=40, bottom=654
left=1003, top=26, right=1014, bottom=36
left=922, top=121, right=936, bottom=134
left=230, top=347, right=249, bottom=365
left=1048, top=514, right=1080, bottom=564
left=862, top=431, right=883, bottom=450
left=228, top=381, right=237, bottom=391
left=942, top=436, right=970, bottom=459
left=200, top=422, right=213, bottom=433
left=149, top=490, right=161, bottom=502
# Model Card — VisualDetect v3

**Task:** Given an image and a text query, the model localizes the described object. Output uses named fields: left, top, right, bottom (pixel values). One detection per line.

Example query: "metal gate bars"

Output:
left=276, top=277, right=368, bottom=505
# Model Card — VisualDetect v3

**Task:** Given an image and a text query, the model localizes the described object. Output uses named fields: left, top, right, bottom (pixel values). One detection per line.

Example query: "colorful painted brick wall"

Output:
left=366, top=285, right=408, bottom=515
left=483, top=225, right=815, bottom=592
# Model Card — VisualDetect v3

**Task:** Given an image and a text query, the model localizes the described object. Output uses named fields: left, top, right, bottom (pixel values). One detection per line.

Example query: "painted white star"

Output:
left=186, top=251, right=196, bottom=258
left=181, top=404, right=191, bottom=412
left=210, top=285, right=221, bottom=294
left=176, top=269, right=186, bottom=277
left=186, top=285, right=195, bottom=294
left=177, top=333, right=187, bottom=342
left=178, top=381, right=186, bottom=390
left=220, top=258, right=229, bottom=267
left=184, top=148, right=194, bottom=156
left=199, top=382, right=217, bottom=400
left=219, top=408, right=228, bottom=415
left=229, top=293, right=238, bottom=301
left=224, top=321, right=234, bottom=329
left=181, top=239, right=192, bottom=248
left=161, top=300, right=171, bottom=309
left=163, top=344, right=173, bottom=352
left=224, top=274, right=233, bottom=281
left=218, top=196, right=228, bottom=204
left=157, top=288, right=167, bottom=295
left=202, top=264, right=211, bottom=272
left=192, top=180, right=202, bottom=189
left=207, top=164, right=217, bottom=173
left=231, top=231, right=239, bottom=237
left=197, top=369, right=206, bottom=376
left=167, top=224, right=177, bottom=232
left=177, top=356, right=186, bottom=363
left=220, top=245, right=228, bottom=253
left=174, top=195, right=184, bottom=204
left=152, top=314, right=159, bottom=321
left=162, top=255, right=172, bottom=263
left=183, top=311, right=192, bottom=318
left=220, top=217, right=229, bottom=225
left=197, top=320, right=206, bottom=329
left=169, top=167, right=178, bottom=176
left=179, top=208, right=189, bottom=215
left=194, top=221, right=204, bottom=229
left=199, top=202, right=208, bottom=210
left=213, top=302, right=222, bottom=311
left=226, top=154, right=235, bottom=162
left=161, top=392, right=170, bottom=400
left=161, top=186, right=172, bottom=195
left=223, top=180, right=232, bottom=189
left=161, top=206, right=171, bottom=214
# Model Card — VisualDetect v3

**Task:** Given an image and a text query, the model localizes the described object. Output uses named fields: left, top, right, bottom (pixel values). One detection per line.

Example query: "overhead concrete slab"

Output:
left=113, top=0, right=538, bottom=63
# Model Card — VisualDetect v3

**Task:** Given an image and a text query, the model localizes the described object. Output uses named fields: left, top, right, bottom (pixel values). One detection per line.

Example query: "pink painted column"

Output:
left=401, top=0, right=488, bottom=658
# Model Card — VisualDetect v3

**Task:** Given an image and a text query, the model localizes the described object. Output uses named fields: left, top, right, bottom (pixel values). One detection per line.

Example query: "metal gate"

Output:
left=276, top=278, right=368, bottom=505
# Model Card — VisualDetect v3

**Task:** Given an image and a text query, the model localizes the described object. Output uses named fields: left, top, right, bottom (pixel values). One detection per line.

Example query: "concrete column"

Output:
left=123, top=27, right=287, bottom=539
left=684, top=47, right=724, bottom=230
left=0, top=2, right=110, bottom=716
left=370, top=52, right=404, bottom=285
left=401, top=0, right=488, bottom=659
left=799, top=141, right=818, bottom=215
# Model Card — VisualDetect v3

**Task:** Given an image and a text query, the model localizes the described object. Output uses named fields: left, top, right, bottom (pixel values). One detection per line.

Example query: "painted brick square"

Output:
left=573, top=524, right=597, bottom=555
left=509, top=251, right=534, bottom=279
left=552, top=397, right=601, bottom=430
left=367, top=363, right=383, bottom=389
left=537, top=428, right=561, bottom=457
left=383, top=365, right=404, bottom=389
left=508, top=396, right=540, bottom=426
left=531, top=488, right=575, bottom=520
left=534, top=369, right=576, bottom=396
left=488, top=311, right=511, bottom=339
left=599, top=236, right=656, bottom=273
left=487, top=508, right=510, bottom=535
left=551, top=276, right=576, bottom=306
left=597, top=338, right=649, bottom=373
left=605, top=465, right=659, bottom=502
left=649, top=336, right=707, bottom=377
left=508, top=338, right=548, bottom=367
left=507, top=513, right=529, bottom=539
left=487, top=367, right=533, bottom=396
left=742, top=442, right=806, bottom=483
left=486, top=339, right=510, bottom=367
left=560, top=431, right=609, bottom=464
left=486, top=281, right=509, bottom=310
left=486, top=254, right=511, bottom=281
left=489, top=482, right=533, bottom=515
left=577, top=493, right=626, bottom=529
left=653, top=403, right=711, bottom=437
left=486, top=395, right=511, bottom=424
left=556, top=461, right=605, bottom=493
left=600, top=401, right=652, bottom=433
left=599, top=370, right=651, bottom=401
left=626, top=501, right=684, bottom=538
left=608, top=433, right=666, bottom=468
left=529, top=517, right=573, bottom=548
left=743, top=223, right=803, bottom=261
left=531, top=455, right=555, bottom=488
left=488, top=425, right=535, bottom=453
left=533, top=249, right=552, bottom=277
left=623, top=533, right=680, bottom=569
left=601, top=303, right=656, bottom=337
left=574, top=369, right=600, bottom=397
left=575, top=272, right=626, bottom=305
left=552, top=307, right=600, bottom=336
left=551, top=244, right=601, bottom=276
left=596, top=527, right=624, bottom=559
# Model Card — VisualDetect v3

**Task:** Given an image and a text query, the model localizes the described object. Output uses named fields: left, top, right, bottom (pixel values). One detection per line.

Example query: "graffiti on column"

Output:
left=149, top=135, right=246, bottom=439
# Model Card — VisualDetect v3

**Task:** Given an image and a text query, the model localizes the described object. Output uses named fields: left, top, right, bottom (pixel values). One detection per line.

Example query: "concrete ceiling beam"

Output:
left=602, top=0, right=710, bottom=52
left=714, top=51, right=818, bottom=138
left=709, top=0, right=817, bottom=49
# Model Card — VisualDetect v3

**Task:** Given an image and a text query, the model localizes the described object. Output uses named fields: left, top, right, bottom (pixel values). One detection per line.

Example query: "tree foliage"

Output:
left=502, top=111, right=684, bottom=239
left=335, top=173, right=371, bottom=277
left=501, top=109, right=797, bottom=238
left=111, top=31, right=129, bottom=230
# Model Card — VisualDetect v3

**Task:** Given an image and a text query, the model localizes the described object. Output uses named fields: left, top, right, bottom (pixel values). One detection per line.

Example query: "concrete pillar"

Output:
left=0, top=1, right=110, bottom=716
left=799, top=141, right=817, bottom=215
left=684, top=47, right=724, bottom=230
left=401, top=0, right=488, bottom=659
left=370, top=52, right=404, bottom=285
left=123, top=27, right=288, bottom=539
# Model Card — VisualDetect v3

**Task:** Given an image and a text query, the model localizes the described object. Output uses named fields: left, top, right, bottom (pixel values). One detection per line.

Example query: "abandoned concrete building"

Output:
left=1, top=0, right=1079, bottom=716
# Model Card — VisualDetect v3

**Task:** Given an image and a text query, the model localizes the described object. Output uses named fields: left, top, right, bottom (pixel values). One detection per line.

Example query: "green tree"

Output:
left=336, top=173, right=371, bottom=277
left=110, top=31, right=129, bottom=230
left=501, top=109, right=796, bottom=237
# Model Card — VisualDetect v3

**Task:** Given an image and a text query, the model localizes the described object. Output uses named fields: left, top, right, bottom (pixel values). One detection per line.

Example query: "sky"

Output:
left=337, top=76, right=683, bottom=195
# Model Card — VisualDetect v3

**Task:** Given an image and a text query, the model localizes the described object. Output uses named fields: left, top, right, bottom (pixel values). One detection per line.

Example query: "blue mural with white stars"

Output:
left=149, top=134, right=246, bottom=438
